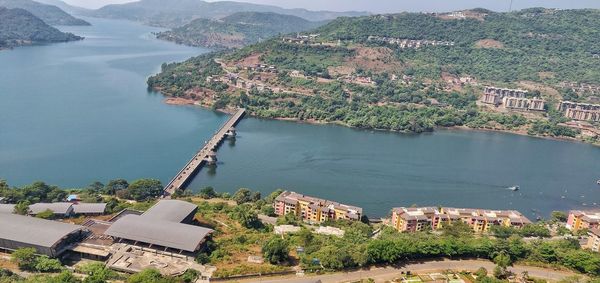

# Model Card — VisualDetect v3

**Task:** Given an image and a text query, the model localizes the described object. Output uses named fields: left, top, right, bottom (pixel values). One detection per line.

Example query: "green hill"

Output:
left=156, top=12, right=326, bottom=49
left=148, top=9, right=600, bottom=144
left=0, top=7, right=83, bottom=49
left=0, top=0, right=89, bottom=26
left=90, top=0, right=366, bottom=28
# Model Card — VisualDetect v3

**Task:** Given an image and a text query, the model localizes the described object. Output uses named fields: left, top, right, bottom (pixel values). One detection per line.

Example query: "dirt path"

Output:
left=227, top=259, right=583, bottom=283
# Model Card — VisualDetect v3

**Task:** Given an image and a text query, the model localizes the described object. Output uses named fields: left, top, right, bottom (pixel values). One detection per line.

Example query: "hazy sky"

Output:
left=64, top=0, right=600, bottom=12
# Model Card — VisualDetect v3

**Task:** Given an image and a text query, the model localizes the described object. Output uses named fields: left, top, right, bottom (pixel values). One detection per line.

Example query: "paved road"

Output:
left=230, top=259, right=582, bottom=283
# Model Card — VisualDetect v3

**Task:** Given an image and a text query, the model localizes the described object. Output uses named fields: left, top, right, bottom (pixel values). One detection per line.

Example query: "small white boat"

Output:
left=507, top=186, right=520, bottom=191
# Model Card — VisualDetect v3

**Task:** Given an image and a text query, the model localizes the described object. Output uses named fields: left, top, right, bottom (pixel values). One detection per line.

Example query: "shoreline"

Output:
left=158, top=92, right=598, bottom=147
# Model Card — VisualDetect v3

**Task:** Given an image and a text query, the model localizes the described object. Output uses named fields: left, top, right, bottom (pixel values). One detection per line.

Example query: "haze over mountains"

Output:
left=87, top=0, right=367, bottom=27
left=0, top=0, right=89, bottom=25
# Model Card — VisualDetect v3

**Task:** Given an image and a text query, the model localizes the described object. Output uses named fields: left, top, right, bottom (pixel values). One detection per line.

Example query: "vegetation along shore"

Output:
left=1, top=179, right=600, bottom=282
left=148, top=8, right=600, bottom=146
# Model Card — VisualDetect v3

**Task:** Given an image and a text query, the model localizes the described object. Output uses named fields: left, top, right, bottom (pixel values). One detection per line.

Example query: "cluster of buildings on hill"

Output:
left=480, top=86, right=545, bottom=111
left=559, top=81, right=600, bottom=95
left=274, top=191, right=363, bottom=223
left=0, top=200, right=215, bottom=279
left=566, top=210, right=600, bottom=252
left=480, top=85, right=600, bottom=123
left=558, top=101, right=600, bottom=122
left=281, top=33, right=320, bottom=44
left=389, top=207, right=531, bottom=233
left=367, top=36, right=455, bottom=49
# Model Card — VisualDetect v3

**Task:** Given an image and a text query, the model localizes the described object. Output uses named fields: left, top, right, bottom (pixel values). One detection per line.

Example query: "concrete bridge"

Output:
left=163, top=108, right=246, bottom=197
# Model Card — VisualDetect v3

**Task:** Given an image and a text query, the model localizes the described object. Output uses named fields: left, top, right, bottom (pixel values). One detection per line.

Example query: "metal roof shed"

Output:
left=73, top=203, right=107, bottom=215
left=29, top=202, right=74, bottom=216
left=141, top=199, right=198, bottom=223
left=0, top=213, right=85, bottom=257
left=104, top=214, right=212, bottom=252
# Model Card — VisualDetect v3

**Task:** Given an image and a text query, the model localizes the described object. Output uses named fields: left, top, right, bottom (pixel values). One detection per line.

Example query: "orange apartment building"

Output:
left=566, top=210, right=600, bottom=231
left=390, top=207, right=531, bottom=233
left=273, top=191, right=363, bottom=223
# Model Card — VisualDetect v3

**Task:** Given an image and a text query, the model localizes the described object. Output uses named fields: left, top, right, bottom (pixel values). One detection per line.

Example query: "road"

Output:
left=227, top=259, right=583, bottom=283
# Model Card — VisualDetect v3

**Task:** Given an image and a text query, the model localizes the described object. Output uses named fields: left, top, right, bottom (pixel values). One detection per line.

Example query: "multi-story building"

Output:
left=566, top=210, right=600, bottom=231
left=586, top=228, right=600, bottom=252
left=481, top=86, right=528, bottom=105
left=390, top=207, right=441, bottom=232
left=558, top=101, right=600, bottom=122
left=389, top=206, right=531, bottom=233
left=273, top=191, right=362, bottom=223
left=502, top=97, right=545, bottom=111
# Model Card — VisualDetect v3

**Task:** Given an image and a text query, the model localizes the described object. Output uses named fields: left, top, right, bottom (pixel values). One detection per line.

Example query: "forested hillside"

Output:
left=156, top=12, right=325, bottom=49
left=0, top=0, right=89, bottom=26
left=0, top=7, right=83, bottom=49
left=148, top=9, right=600, bottom=144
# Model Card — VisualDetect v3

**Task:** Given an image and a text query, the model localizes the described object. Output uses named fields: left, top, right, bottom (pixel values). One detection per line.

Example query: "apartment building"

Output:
left=558, top=101, right=600, bottom=122
left=273, top=191, right=362, bottom=223
left=481, top=86, right=528, bottom=105
left=566, top=210, right=600, bottom=231
left=502, top=97, right=545, bottom=111
left=586, top=228, right=600, bottom=252
left=389, top=206, right=531, bottom=233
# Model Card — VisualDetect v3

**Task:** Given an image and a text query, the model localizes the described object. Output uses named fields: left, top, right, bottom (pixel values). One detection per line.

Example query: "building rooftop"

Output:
left=276, top=191, right=363, bottom=215
left=590, top=228, right=600, bottom=237
left=104, top=214, right=212, bottom=252
left=140, top=200, right=198, bottom=223
left=29, top=202, right=73, bottom=215
left=73, top=203, right=107, bottom=215
left=0, top=204, right=15, bottom=214
left=0, top=213, right=84, bottom=248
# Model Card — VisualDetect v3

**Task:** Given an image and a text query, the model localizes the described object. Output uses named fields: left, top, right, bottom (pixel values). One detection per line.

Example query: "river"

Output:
left=1, top=18, right=598, bottom=218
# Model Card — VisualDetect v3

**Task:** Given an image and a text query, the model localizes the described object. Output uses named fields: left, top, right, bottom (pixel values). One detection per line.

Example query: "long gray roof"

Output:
left=29, top=203, right=73, bottom=215
left=104, top=214, right=212, bottom=252
left=0, top=204, right=15, bottom=214
left=73, top=203, right=107, bottom=214
left=0, top=213, right=84, bottom=248
left=141, top=200, right=197, bottom=223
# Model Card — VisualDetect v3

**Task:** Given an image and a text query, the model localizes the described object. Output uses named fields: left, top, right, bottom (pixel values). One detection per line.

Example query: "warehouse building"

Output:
left=104, top=200, right=212, bottom=253
left=0, top=213, right=86, bottom=257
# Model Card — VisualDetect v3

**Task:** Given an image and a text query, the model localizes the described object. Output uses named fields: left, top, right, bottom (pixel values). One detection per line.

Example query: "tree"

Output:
left=103, top=179, right=129, bottom=195
left=36, top=209, right=54, bottom=220
left=127, top=268, right=174, bottom=283
left=48, top=271, right=81, bottom=283
left=229, top=204, right=260, bottom=229
left=11, top=248, right=37, bottom=271
left=86, top=181, right=104, bottom=193
left=34, top=256, right=63, bottom=273
left=78, top=262, right=118, bottom=283
left=441, top=221, right=472, bottom=237
left=493, top=251, right=512, bottom=268
left=251, top=191, right=262, bottom=202
left=260, top=204, right=275, bottom=216
left=127, top=179, right=163, bottom=201
left=262, top=237, right=289, bottom=264
left=551, top=211, right=568, bottom=223
left=13, top=201, right=30, bottom=215
left=475, top=267, right=488, bottom=278
left=232, top=188, right=252, bottom=204
left=265, top=189, right=284, bottom=203
left=199, top=187, right=217, bottom=199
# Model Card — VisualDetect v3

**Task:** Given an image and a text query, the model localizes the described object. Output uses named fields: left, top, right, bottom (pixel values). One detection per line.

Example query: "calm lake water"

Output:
left=1, top=18, right=599, bottom=218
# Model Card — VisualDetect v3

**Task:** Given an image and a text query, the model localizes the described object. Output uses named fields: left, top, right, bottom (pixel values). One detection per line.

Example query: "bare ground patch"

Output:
left=475, top=39, right=504, bottom=49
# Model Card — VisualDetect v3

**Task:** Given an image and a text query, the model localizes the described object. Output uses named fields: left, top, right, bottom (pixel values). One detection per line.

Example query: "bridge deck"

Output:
left=163, top=108, right=246, bottom=196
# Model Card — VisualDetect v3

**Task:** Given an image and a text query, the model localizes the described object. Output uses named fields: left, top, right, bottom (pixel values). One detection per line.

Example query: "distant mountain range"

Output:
left=156, top=12, right=327, bottom=49
left=33, top=0, right=91, bottom=16
left=0, top=7, right=82, bottom=49
left=0, top=0, right=89, bottom=26
left=88, top=0, right=367, bottom=28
